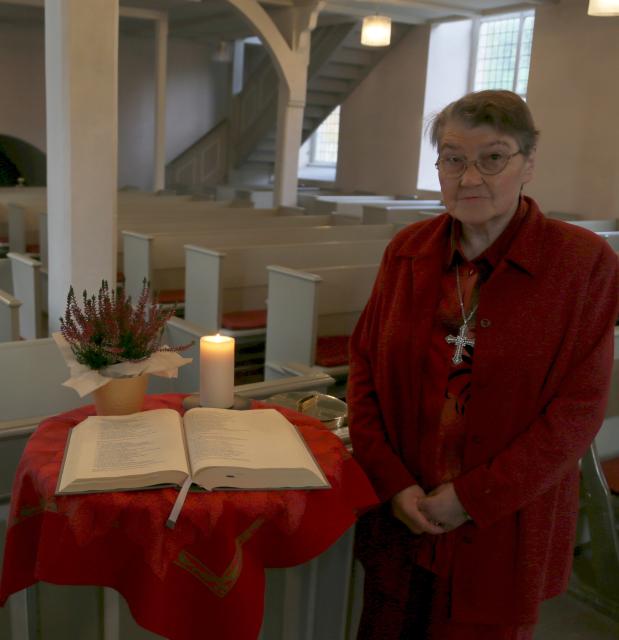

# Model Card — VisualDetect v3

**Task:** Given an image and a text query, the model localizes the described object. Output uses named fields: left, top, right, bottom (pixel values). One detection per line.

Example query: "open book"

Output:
left=56, top=407, right=329, bottom=496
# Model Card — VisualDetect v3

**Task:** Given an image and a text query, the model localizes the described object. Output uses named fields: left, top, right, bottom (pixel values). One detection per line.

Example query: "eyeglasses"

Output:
left=435, top=150, right=522, bottom=179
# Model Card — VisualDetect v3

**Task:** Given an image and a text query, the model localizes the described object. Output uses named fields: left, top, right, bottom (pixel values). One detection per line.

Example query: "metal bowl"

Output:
left=265, top=391, right=348, bottom=430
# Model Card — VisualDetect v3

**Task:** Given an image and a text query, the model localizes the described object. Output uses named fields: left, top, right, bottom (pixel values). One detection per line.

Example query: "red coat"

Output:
left=348, top=197, right=619, bottom=624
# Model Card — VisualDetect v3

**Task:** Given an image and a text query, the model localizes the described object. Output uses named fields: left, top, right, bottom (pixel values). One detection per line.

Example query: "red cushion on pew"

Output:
left=601, top=457, right=619, bottom=495
left=26, top=243, right=40, bottom=254
left=155, top=289, right=185, bottom=305
left=315, top=335, right=350, bottom=368
left=221, top=309, right=267, bottom=330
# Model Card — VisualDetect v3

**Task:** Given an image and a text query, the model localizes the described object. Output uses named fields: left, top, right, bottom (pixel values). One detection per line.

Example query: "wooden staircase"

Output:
left=167, top=21, right=411, bottom=191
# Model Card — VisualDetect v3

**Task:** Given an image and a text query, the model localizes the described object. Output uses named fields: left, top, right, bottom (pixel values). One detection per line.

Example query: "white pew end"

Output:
left=0, top=257, right=12, bottom=294
left=7, top=204, right=26, bottom=253
left=0, top=290, right=21, bottom=343
left=185, top=246, right=223, bottom=333
left=264, top=263, right=379, bottom=381
left=7, top=252, right=43, bottom=339
left=150, top=316, right=335, bottom=398
left=597, top=231, right=619, bottom=251
left=569, top=219, right=619, bottom=232
left=0, top=337, right=90, bottom=426
left=122, top=231, right=153, bottom=303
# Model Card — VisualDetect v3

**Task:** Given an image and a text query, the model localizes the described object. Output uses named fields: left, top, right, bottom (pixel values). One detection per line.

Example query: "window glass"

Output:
left=311, top=106, right=340, bottom=165
left=473, top=10, right=535, bottom=98
left=417, top=10, right=536, bottom=193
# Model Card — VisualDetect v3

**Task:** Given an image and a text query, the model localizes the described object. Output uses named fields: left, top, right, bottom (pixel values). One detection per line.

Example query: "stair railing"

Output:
left=165, top=119, right=229, bottom=192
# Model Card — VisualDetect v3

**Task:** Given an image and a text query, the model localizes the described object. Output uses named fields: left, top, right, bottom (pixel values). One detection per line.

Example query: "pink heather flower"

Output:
left=59, top=279, right=192, bottom=370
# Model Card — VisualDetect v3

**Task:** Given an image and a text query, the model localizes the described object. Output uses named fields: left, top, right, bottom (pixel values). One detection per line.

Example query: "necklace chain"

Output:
left=455, top=265, right=478, bottom=325
left=445, top=266, right=478, bottom=366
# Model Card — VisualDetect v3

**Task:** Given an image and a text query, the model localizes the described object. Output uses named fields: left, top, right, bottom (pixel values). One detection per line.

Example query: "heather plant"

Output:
left=60, top=280, right=190, bottom=370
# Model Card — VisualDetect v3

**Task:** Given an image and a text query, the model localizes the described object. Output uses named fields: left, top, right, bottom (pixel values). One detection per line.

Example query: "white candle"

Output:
left=200, top=334, right=235, bottom=408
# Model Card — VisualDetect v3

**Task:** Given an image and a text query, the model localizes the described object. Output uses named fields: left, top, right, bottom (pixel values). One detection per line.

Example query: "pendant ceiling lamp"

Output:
left=588, top=0, right=619, bottom=15
left=361, top=14, right=392, bottom=47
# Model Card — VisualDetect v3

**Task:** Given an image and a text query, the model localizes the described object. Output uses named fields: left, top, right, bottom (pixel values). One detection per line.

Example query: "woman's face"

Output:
left=437, top=121, right=535, bottom=228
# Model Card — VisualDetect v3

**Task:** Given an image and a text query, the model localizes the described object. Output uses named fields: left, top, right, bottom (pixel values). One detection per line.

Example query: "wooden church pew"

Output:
left=0, top=187, right=46, bottom=245
left=148, top=315, right=336, bottom=398
left=184, top=238, right=389, bottom=335
left=264, top=263, right=379, bottom=382
left=568, top=219, right=619, bottom=232
left=571, top=326, right=619, bottom=618
left=306, top=195, right=443, bottom=217
left=22, top=196, right=300, bottom=265
left=597, top=231, right=619, bottom=251
left=362, top=205, right=445, bottom=225
left=0, top=290, right=20, bottom=343
left=6, top=252, right=43, bottom=339
left=0, top=324, right=355, bottom=640
left=7, top=203, right=43, bottom=254
left=121, top=215, right=339, bottom=301
left=234, top=187, right=274, bottom=208
left=547, top=211, right=585, bottom=221
left=0, top=258, right=12, bottom=293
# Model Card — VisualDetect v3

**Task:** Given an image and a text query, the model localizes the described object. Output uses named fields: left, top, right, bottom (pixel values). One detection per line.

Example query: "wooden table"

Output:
left=0, top=393, right=377, bottom=639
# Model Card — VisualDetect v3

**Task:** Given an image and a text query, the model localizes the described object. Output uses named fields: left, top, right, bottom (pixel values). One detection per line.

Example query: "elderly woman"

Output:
left=348, top=90, right=619, bottom=640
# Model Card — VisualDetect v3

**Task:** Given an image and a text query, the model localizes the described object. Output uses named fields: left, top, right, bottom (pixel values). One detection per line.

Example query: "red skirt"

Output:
left=358, top=562, right=535, bottom=640
left=355, top=507, right=535, bottom=640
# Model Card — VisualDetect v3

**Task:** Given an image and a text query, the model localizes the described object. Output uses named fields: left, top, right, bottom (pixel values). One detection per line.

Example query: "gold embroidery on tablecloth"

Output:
left=174, top=518, right=265, bottom=598
left=11, top=497, right=58, bottom=527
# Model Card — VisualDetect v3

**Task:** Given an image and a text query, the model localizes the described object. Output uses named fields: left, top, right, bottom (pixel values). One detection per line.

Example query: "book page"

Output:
left=183, top=408, right=329, bottom=490
left=57, top=408, right=189, bottom=493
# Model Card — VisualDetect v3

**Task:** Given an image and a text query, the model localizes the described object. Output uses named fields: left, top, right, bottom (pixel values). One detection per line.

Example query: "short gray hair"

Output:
left=429, top=90, right=539, bottom=156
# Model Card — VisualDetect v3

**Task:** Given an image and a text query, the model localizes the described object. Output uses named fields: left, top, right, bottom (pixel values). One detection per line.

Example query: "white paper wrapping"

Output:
left=52, top=332, right=192, bottom=397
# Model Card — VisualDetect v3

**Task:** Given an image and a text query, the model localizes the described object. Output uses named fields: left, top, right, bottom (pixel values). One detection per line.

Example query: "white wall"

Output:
left=0, top=24, right=47, bottom=154
left=526, top=0, right=619, bottom=217
left=336, top=2, right=619, bottom=215
left=119, top=34, right=230, bottom=190
left=0, top=22, right=229, bottom=191
left=335, top=26, right=431, bottom=196
left=417, top=19, right=473, bottom=193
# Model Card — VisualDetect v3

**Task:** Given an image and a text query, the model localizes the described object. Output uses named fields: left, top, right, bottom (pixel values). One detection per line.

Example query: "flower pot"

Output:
left=92, top=374, right=150, bottom=416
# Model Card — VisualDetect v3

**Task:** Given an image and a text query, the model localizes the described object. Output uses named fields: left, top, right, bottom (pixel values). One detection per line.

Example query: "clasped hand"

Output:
left=391, top=482, right=469, bottom=535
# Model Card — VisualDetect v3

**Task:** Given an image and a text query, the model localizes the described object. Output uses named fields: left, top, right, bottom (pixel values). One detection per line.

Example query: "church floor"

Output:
left=535, top=592, right=619, bottom=639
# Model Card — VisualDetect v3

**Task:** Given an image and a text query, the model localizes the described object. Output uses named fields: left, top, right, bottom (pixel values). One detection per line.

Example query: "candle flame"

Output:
left=201, top=333, right=234, bottom=344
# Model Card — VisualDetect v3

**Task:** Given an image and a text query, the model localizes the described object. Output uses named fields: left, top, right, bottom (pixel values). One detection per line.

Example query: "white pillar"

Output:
left=232, top=40, right=245, bottom=96
left=154, top=17, right=168, bottom=192
left=273, top=85, right=306, bottom=207
left=45, top=0, right=118, bottom=333
left=224, top=0, right=320, bottom=208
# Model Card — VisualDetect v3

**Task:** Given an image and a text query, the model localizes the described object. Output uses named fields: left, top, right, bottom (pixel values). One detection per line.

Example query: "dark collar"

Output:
left=395, top=195, right=545, bottom=278
left=448, top=196, right=529, bottom=270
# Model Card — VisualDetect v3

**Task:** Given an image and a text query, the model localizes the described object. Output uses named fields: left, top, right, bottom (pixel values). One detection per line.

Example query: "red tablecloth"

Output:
left=0, top=394, right=377, bottom=639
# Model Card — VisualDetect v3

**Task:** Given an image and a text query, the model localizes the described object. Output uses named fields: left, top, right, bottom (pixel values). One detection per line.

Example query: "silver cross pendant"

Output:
left=445, top=323, right=475, bottom=365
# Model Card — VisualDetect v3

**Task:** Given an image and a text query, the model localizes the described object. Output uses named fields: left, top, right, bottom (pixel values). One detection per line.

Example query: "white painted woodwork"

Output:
left=7, top=204, right=26, bottom=253
left=153, top=17, right=168, bottom=192
left=7, top=252, right=42, bottom=339
left=274, top=86, right=307, bottom=207
left=264, top=262, right=379, bottom=375
left=569, top=220, right=619, bottom=232
left=599, top=232, right=619, bottom=251
left=0, top=337, right=91, bottom=423
left=362, top=205, right=444, bottom=225
left=0, top=258, right=12, bottom=294
left=120, top=214, right=334, bottom=298
left=184, top=238, right=388, bottom=332
left=45, top=0, right=119, bottom=333
left=0, top=290, right=21, bottom=342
